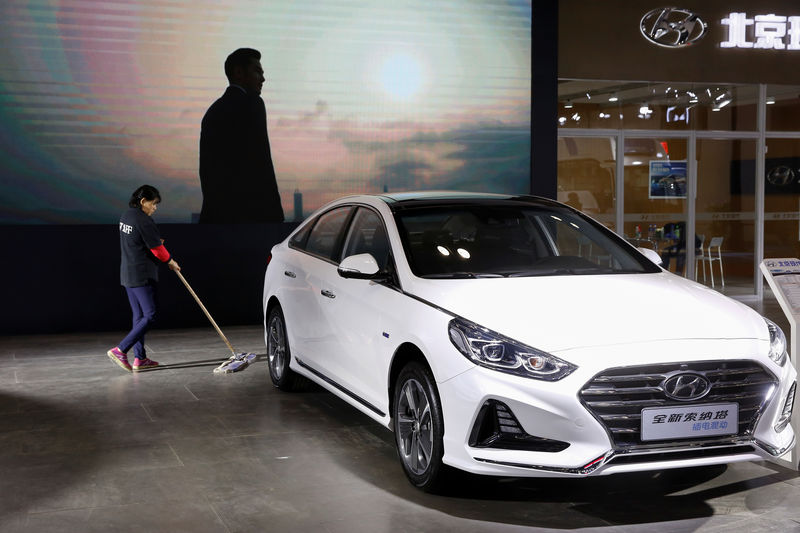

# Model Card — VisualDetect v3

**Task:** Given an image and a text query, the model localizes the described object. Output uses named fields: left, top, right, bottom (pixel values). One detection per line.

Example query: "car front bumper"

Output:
left=437, top=340, right=797, bottom=478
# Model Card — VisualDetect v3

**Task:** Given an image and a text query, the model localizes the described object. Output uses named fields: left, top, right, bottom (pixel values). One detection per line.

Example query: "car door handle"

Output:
left=320, top=289, right=336, bottom=299
left=284, top=271, right=296, bottom=278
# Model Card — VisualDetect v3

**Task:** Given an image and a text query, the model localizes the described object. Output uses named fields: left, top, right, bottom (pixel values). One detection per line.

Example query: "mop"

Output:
left=174, top=270, right=257, bottom=373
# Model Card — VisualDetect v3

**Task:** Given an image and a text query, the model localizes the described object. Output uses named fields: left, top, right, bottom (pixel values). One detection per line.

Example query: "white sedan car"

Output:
left=262, top=192, right=796, bottom=491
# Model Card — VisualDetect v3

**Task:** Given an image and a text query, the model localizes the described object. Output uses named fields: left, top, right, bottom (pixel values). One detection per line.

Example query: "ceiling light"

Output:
left=767, top=96, right=776, bottom=105
left=608, top=94, right=618, bottom=102
left=564, top=100, right=573, bottom=109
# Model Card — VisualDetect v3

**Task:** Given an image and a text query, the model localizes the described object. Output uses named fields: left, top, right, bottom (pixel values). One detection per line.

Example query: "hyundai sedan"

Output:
left=262, top=192, right=796, bottom=492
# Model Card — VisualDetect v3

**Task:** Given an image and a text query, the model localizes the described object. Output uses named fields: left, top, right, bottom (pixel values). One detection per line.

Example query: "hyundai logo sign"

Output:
left=663, top=372, right=711, bottom=401
left=640, top=8, right=708, bottom=48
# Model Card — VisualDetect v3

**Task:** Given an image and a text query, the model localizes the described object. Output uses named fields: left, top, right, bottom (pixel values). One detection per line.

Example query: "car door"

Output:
left=282, top=205, right=353, bottom=370
left=315, top=206, right=398, bottom=411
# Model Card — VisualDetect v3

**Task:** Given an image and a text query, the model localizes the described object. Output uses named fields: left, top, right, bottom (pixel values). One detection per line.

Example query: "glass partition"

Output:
left=764, top=138, right=800, bottom=261
left=556, top=136, right=616, bottom=229
left=766, top=85, right=800, bottom=131
left=623, top=137, right=688, bottom=274
left=696, top=139, right=757, bottom=293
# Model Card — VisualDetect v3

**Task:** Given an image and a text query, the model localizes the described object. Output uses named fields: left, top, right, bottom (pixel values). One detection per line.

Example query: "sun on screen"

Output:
left=379, top=53, right=425, bottom=101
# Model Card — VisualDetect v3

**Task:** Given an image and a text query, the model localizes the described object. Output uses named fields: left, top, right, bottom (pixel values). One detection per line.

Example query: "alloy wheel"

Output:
left=268, top=313, right=286, bottom=380
left=396, top=378, right=433, bottom=475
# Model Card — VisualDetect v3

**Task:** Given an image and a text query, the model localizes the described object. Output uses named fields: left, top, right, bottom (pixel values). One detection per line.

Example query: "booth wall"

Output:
left=0, top=223, right=296, bottom=336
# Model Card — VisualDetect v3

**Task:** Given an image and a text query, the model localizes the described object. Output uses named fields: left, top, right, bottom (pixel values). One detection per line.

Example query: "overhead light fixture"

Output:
left=564, top=100, right=573, bottom=109
left=608, top=94, right=619, bottom=102
left=767, top=96, right=776, bottom=105
left=585, top=92, right=591, bottom=100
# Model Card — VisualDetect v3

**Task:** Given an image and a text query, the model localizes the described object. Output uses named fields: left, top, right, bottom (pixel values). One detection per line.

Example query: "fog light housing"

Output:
left=775, top=382, right=796, bottom=433
left=468, top=400, right=570, bottom=452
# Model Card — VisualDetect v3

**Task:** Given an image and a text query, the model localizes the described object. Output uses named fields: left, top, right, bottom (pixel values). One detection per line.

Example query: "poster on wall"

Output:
left=649, top=161, right=687, bottom=199
left=0, top=0, right=532, bottom=225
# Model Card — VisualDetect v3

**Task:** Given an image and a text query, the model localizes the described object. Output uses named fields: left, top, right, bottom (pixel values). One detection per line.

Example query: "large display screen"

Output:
left=0, top=0, right=531, bottom=224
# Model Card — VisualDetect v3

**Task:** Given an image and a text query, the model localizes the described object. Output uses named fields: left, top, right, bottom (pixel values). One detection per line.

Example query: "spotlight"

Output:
left=564, top=100, right=573, bottom=109
left=608, top=94, right=618, bottom=102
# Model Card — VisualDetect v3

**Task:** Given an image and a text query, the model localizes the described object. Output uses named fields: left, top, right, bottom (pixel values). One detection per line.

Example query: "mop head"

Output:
left=214, top=352, right=258, bottom=374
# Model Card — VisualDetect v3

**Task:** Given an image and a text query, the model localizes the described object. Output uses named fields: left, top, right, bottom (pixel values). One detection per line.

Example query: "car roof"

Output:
left=371, top=191, right=563, bottom=211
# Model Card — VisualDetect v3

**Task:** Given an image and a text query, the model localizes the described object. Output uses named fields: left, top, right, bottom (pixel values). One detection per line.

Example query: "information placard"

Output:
left=761, top=258, right=800, bottom=471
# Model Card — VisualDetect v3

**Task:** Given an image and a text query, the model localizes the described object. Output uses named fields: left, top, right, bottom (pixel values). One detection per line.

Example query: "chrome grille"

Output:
left=579, top=361, right=778, bottom=448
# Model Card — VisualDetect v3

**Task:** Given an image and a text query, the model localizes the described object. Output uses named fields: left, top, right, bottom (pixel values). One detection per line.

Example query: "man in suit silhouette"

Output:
left=199, top=48, right=284, bottom=223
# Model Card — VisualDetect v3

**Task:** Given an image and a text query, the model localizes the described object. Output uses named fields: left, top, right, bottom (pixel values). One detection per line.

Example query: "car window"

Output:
left=395, top=204, right=660, bottom=278
left=289, top=220, right=313, bottom=249
left=304, top=206, right=353, bottom=260
left=341, top=208, right=391, bottom=271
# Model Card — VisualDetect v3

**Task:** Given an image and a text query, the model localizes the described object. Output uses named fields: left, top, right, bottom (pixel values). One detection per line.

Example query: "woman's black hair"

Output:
left=128, top=184, right=161, bottom=208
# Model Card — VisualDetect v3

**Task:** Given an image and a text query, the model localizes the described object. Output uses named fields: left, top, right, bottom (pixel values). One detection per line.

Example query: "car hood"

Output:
left=407, top=272, right=767, bottom=353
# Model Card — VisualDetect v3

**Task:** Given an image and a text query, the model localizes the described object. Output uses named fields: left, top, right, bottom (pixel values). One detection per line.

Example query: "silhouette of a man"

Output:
left=199, top=48, right=284, bottom=223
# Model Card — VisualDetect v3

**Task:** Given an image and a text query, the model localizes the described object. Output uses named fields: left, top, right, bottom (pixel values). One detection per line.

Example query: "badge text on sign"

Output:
left=641, top=403, right=739, bottom=441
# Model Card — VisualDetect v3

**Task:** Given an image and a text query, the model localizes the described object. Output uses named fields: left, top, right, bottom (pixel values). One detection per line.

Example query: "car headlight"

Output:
left=765, top=318, right=788, bottom=366
left=448, top=317, right=577, bottom=381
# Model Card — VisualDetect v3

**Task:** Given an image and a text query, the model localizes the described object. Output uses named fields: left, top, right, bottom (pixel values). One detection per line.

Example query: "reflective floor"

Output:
left=1, top=297, right=799, bottom=533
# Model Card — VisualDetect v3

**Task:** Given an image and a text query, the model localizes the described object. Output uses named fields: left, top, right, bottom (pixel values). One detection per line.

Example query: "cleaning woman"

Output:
left=107, top=185, right=180, bottom=372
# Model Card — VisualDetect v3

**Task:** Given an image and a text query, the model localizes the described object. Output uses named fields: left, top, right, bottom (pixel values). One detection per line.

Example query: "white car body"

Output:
left=262, top=192, right=796, bottom=487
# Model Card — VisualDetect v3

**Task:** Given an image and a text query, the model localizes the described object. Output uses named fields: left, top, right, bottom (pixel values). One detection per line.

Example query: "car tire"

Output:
left=393, top=361, right=450, bottom=492
left=266, top=305, right=303, bottom=391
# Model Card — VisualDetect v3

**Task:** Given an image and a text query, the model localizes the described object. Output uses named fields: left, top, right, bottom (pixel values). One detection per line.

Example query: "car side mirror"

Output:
left=338, top=253, right=386, bottom=280
left=638, top=247, right=663, bottom=267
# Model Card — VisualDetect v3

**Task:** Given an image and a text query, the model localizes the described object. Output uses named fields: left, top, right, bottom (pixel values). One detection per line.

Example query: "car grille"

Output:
left=579, top=361, right=778, bottom=449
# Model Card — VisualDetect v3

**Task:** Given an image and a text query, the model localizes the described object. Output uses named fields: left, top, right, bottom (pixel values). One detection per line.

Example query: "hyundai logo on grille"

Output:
left=663, top=372, right=711, bottom=401
left=640, top=8, right=708, bottom=48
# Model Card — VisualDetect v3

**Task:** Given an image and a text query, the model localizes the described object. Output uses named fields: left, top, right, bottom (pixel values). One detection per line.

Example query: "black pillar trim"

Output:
left=531, top=0, right=558, bottom=199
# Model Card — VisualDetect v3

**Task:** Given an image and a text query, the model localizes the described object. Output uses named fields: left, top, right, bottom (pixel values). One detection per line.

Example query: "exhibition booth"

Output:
left=558, top=2, right=800, bottom=299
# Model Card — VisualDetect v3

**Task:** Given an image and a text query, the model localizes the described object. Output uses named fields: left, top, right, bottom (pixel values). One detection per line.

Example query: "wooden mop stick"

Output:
left=174, top=270, right=237, bottom=357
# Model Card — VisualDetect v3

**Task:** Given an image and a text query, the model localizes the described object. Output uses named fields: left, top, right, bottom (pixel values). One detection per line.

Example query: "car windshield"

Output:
left=394, top=203, right=661, bottom=278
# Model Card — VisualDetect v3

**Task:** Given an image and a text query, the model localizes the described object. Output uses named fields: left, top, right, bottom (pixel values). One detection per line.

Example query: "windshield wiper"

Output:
left=507, top=267, right=612, bottom=277
left=421, top=272, right=505, bottom=279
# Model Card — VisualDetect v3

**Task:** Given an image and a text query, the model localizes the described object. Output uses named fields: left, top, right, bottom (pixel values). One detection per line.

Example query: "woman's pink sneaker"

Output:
left=107, top=347, right=132, bottom=372
left=132, top=358, right=159, bottom=371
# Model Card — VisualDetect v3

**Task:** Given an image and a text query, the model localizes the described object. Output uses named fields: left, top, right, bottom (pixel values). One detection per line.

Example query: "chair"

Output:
left=694, top=234, right=706, bottom=282
left=703, top=237, right=725, bottom=288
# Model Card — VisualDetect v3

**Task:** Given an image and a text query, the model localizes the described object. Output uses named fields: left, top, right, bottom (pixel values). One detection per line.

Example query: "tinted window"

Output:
left=341, top=208, right=391, bottom=271
left=304, top=206, right=353, bottom=260
left=289, top=220, right=313, bottom=249
left=395, top=204, right=660, bottom=278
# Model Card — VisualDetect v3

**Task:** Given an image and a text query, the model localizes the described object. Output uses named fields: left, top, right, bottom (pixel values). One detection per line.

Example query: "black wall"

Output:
left=0, top=223, right=296, bottom=336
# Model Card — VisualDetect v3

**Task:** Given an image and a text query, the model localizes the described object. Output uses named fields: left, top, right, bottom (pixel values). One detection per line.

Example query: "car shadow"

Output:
left=304, top=390, right=796, bottom=529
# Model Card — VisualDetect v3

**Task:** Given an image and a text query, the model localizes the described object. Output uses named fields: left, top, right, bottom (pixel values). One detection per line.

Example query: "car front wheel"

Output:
left=393, top=361, right=448, bottom=492
left=266, top=305, right=302, bottom=391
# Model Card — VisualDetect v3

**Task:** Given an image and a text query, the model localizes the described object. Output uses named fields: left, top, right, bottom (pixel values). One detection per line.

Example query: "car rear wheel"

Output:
left=393, top=361, right=449, bottom=492
left=266, top=305, right=303, bottom=391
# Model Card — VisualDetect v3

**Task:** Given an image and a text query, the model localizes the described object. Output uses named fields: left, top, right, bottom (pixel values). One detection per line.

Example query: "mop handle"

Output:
left=174, top=270, right=237, bottom=357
